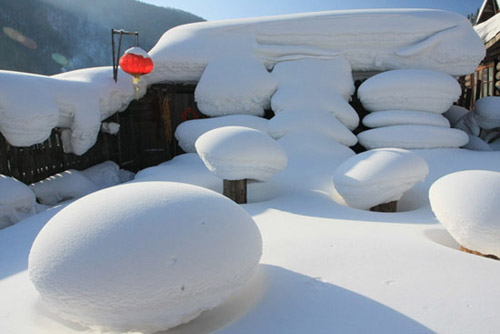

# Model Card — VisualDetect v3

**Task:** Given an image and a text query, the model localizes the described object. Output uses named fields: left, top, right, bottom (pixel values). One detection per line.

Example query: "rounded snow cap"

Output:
left=429, top=170, right=500, bottom=258
left=195, top=126, right=287, bottom=181
left=28, top=182, right=262, bottom=333
left=333, top=148, right=429, bottom=210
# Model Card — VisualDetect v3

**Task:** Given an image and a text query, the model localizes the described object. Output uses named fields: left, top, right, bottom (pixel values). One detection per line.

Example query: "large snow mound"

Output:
left=195, top=126, right=287, bottom=181
left=362, top=110, right=450, bottom=128
left=194, top=56, right=277, bottom=117
left=268, top=109, right=357, bottom=146
left=333, top=148, right=429, bottom=210
left=175, top=115, right=269, bottom=153
left=474, top=96, right=500, bottom=129
left=0, top=175, right=36, bottom=228
left=148, top=9, right=484, bottom=83
left=357, top=125, right=469, bottom=149
left=271, top=57, right=355, bottom=100
left=133, top=153, right=223, bottom=193
left=429, top=170, right=500, bottom=258
left=358, top=69, right=462, bottom=113
left=28, top=182, right=262, bottom=333
left=271, top=88, right=359, bottom=130
left=0, top=68, right=144, bottom=155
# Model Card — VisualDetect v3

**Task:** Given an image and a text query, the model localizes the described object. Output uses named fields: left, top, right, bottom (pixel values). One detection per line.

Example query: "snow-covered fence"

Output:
left=0, top=85, right=200, bottom=184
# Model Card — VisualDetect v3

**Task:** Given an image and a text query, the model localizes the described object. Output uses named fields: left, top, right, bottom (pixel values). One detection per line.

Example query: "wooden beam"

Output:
left=223, top=179, right=247, bottom=204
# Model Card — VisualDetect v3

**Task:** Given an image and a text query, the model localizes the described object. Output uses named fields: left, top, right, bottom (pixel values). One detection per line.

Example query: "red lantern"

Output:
left=119, top=47, right=153, bottom=84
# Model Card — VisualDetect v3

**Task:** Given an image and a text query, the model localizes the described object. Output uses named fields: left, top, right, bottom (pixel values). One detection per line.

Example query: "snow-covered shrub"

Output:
left=268, top=109, right=357, bottom=146
left=429, top=170, right=500, bottom=258
left=80, top=161, right=124, bottom=190
left=28, top=182, right=262, bottom=333
left=333, top=148, right=429, bottom=210
left=175, top=115, right=269, bottom=153
left=0, top=175, right=36, bottom=228
left=30, top=170, right=98, bottom=206
left=358, top=69, right=461, bottom=113
left=443, top=105, right=470, bottom=127
left=194, top=56, right=277, bottom=117
left=195, top=126, right=287, bottom=181
left=474, top=96, right=500, bottom=129
left=357, top=125, right=469, bottom=150
left=362, top=110, right=450, bottom=128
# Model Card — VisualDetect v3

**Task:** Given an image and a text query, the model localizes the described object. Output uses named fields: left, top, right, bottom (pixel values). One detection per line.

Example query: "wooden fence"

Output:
left=0, top=84, right=202, bottom=184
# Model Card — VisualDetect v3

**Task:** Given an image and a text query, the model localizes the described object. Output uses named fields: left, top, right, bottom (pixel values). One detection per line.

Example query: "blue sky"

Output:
left=141, top=0, right=484, bottom=21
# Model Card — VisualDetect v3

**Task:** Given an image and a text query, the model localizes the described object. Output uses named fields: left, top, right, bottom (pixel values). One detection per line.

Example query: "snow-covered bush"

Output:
left=194, top=56, right=277, bottom=117
left=357, top=125, right=469, bottom=150
left=474, top=96, right=500, bottom=129
left=195, top=126, right=287, bottom=182
left=358, top=69, right=461, bottom=113
left=175, top=115, right=269, bottom=153
left=0, top=175, right=36, bottom=228
left=333, top=148, right=429, bottom=210
left=28, top=182, right=262, bottom=333
left=429, top=170, right=500, bottom=258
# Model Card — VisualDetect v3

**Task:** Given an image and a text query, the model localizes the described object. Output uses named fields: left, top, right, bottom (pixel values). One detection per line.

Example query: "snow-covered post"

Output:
left=195, top=126, right=287, bottom=204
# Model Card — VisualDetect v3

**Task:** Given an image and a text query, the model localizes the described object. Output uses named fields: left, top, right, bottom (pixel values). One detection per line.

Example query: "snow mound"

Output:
left=453, top=112, right=481, bottom=136
left=429, top=170, right=500, bottom=258
left=195, top=126, right=287, bottom=181
left=30, top=170, right=98, bottom=206
left=80, top=161, right=127, bottom=190
left=464, top=135, right=493, bottom=151
left=194, top=56, right=277, bottom=117
left=268, top=109, right=357, bottom=146
left=0, top=175, right=36, bottom=228
left=28, top=182, right=262, bottom=333
left=357, top=125, right=469, bottom=150
left=362, top=110, right=450, bottom=128
left=148, top=9, right=484, bottom=83
left=443, top=105, right=470, bottom=126
left=271, top=88, right=359, bottom=130
left=133, top=153, right=223, bottom=193
left=175, top=115, right=269, bottom=153
left=474, top=96, right=500, bottom=129
left=271, top=57, right=354, bottom=100
left=333, top=148, right=429, bottom=210
left=358, top=69, right=461, bottom=113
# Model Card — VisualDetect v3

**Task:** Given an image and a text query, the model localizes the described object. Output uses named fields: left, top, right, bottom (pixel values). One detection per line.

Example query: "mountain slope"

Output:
left=0, top=0, right=204, bottom=75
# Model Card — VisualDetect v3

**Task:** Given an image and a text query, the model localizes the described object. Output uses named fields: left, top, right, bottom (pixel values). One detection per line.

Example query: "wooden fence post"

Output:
left=223, top=179, right=247, bottom=204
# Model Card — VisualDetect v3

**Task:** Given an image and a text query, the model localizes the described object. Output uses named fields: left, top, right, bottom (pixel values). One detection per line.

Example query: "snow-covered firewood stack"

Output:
left=357, top=69, right=470, bottom=150
left=268, top=56, right=358, bottom=147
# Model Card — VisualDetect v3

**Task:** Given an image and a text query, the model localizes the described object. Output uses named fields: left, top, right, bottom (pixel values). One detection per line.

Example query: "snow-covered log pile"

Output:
left=357, top=69, right=469, bottom=150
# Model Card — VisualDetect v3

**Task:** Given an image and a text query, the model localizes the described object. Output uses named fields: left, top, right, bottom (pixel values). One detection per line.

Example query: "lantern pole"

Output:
left=111, top=29, right=139, bottom=83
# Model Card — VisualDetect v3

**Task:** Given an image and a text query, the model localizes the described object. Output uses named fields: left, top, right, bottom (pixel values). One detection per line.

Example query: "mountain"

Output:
left=0, top=0, right=204, bottom=75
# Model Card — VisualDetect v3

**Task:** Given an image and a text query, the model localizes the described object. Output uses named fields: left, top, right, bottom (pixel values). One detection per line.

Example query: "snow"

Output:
left=362, top=110, right=450, bottom=128
left=357, top=125, right=469, bottom=150
left=453, top=112, right=481, bottom=136
left=0, top=175, right=36, bottom=229
left=123, top=46, right=151, bottom=58
left=267, top=109, right=357, bottom=146
left=175, top=115, right=268, bottom=153
left=474, top=12, right=500, bottom=44
left=271, top=57, right=355, bottom=100
left=271, top=88, right=359, bottom=130
left=133, top=153, right=223, bottom=193
left=464, top=135, right=493, bottom=151
left=443, top=105, right=470, bottom=126
left=195, top=126, right=287, bottom=181
left=194, top=56, right=277, bottom=117
left=0, top=67, right=146, bottom=155
left=429, top=170, right=500, bottom=258
left=358, top=69, right=462, bottom=113
left=332, top=148, right=429, bottom=210
left=474, top=96, right=500, bottom=129
left=148, top=9, right=484, bottom=83
left=28, top=182, right=262, bottom=333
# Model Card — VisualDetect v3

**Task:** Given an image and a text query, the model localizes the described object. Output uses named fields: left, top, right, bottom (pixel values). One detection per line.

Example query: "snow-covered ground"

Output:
left=1, top=147, right=500, bottom=334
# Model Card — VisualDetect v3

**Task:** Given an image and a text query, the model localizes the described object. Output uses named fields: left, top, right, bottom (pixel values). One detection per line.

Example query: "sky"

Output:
left=140, top=0, right=484, bottom=21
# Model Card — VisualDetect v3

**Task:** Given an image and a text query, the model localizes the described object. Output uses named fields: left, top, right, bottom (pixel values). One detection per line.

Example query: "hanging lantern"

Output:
left=119, top=46, right=154, bottom=98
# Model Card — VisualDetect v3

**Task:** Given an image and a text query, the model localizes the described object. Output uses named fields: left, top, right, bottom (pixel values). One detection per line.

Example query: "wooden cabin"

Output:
left=460, top=0, right=500, bottom=109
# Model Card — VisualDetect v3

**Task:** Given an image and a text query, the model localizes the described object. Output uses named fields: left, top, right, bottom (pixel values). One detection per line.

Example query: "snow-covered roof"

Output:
left=477, top=0, right=500, bottom=24
left=475, top=12, right=500, bottom=46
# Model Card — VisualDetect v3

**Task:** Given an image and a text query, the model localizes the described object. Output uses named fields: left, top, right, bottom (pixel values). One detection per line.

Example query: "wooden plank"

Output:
left=223, top=179, right=247, bottom=204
